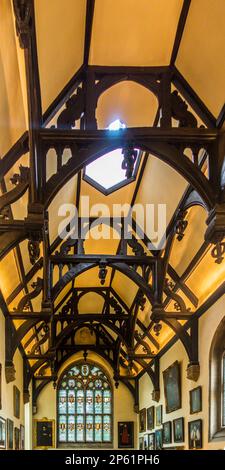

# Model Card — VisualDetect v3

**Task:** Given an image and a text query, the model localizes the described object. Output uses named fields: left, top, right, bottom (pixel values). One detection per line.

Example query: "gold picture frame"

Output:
left=33, top=418, right=55, bottom=449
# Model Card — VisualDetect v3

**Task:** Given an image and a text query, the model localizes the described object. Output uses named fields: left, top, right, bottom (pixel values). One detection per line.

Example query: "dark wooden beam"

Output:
left=83, top=0, right=95, bottom=65
left=217, top=103, right=225, bottom=129
left=170, top=0, right=191, bottom=65
left=50, top=254, right=157, bottom=265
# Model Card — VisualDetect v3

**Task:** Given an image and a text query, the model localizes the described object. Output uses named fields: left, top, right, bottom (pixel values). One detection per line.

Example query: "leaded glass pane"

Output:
left=68, top=390, right=75, bottom=414
left=94, top=415, right=102, bottom=441
left=86, top=415, right=94, bottom=442
left=94, top=390, right=102, bottom=413
left=58, top=362, right=112, bottom=444
left=58, top=390, right=67, bottom=414
left=103, top=389, right=111, bottom=413
left=58, top=415, right=67, bottom=442
left=86, top=390, right=94, bottom=414
left=68, top=415, right=75, bottom=442
left=77, top=390, right=84, bottom=414
left=103, top=415, right=111, bottom=442
left=76, top=415, right=84, bottom=442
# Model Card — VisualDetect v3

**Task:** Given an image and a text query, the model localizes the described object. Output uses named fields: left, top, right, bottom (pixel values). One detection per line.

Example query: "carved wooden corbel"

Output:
left=13, top=0, right=32, bottom=49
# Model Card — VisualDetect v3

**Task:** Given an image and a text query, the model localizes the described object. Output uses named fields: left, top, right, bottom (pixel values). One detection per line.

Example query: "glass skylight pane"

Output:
left=85, top=149, right=126, bottom=189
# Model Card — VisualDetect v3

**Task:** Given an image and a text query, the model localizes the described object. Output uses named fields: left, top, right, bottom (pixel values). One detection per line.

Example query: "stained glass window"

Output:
left=58, top=362, right=112, bottom=443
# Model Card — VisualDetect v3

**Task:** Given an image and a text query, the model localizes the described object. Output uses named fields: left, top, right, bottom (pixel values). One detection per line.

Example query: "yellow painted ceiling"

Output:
left=176, top=0, right=225, bottom=116
left=34, top=0, right=86, bottom=111
left=89, top=0, right=183, bottom=66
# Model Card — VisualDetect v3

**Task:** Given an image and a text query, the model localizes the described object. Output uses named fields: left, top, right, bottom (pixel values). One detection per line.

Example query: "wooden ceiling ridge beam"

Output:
left=170, top=0, right=192, bottom=66
left=83, top=0, right=95, bottom=65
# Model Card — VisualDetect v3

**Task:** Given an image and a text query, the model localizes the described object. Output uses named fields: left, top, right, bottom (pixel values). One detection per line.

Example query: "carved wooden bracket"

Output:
left=13, top=0, right=32, bottom=49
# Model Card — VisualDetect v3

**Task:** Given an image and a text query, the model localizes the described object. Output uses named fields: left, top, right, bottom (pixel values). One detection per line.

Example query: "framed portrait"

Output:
left=13, top=385, right=20, bottom=419
left=163, top=361, right=181, bottom=413
left=189, top=386, right=202, bottom=414
left=14, top=427, right=20, bottom=450
left=163, top=421, right=172, bottom=444
left=139, top=408, right=146, bottom=432
left=148, top=433, right=155, bottom=450
left=188, top=419, right=202, bottom=449
left=20, top=424, right=25, bottom=450
left=155, top=429, right=163, bottom=450
left=34, top=418, right=55, bottom=449
left=147, top=406, right=154, bottom=430
left=144, top=434, right=148, bottom=450
left=118, top=422, right=134, bottom=448
left=0, top=416, right=6, bottom=449
left=173, top=417, right=184, bottom=443
left=0, top=363, right=2, bottom=410
left=156, top=405, right=162, bottom=426
left=7, top=418, right=14, bottom=450
left=139, top=436, right=144, bottom=450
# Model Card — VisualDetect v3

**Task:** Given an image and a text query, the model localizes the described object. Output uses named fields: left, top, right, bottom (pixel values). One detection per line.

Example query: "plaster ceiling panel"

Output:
left=48, top=174, right=78, bottom=244
left=169, top=205, right=207, bottom=276
left=78, top=292, right=104, bottom=314
left=80, top=176, right=137, bottom=217
left=186, top=245, right=225, bottom=304
left=90, top=0, right=183, bottom=66
left=135, top=156, right=187, bottom=245
left=0, top=0, right=26, bottom=156
left=0, top=250, right=21, bottom=299
left=34, top=0, right=86, bottom=111
left=111, top=271, right=138, bottom=309
left=176, top=0, right=225, bottom=116
left=96, top=81, right=158, bottom=129
left=75, top=266, right=112, bottom=288
left=84, top=225, right=120, bottom=255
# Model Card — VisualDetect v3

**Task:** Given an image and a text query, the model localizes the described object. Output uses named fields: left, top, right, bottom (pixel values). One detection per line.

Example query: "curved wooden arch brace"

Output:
left=44, top=137, right=215, bottom=210
left=53, top=317, right=129, bottom=351
left=136, top=357, right=160, bottom=400
left=10, top=319, right=46, bottom=361
left=52, top=262, right=154, bottom=305
left=0, top=231, right=27, bottom=262
left=162, top=317, right=199, bottom=380
left=52, top=262, right=97, bottom=300
left=32, top=378, right=52, bottom=413
left=183, top=190, right=208, bottom=212
left=94, top=75, right=160, bottom=106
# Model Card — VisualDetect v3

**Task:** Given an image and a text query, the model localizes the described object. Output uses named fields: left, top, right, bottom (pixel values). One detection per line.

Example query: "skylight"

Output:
left=83, top=120, right=140, bottom=195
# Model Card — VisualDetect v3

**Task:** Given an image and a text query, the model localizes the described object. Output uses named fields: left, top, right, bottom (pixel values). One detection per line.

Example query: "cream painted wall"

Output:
left=0, top=309, right=25, bottom=442
left=139, top=295, right=225, bottom=450
left=34, top=351, right=138, bottom=449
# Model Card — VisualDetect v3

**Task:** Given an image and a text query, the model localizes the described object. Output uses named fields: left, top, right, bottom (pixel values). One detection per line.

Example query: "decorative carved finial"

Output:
left=175, top=210, right=188, bottom=241
left=211, top=241, right=225, bottom=264
left=28, top=238, right=40, bottom=265
left=121, top=144, right=137, bottom=179
left=13, top=0, right=32, bottom=49
left=153, top=323, right=162, bottom=337
left=98, top=261, right=107, bottom=285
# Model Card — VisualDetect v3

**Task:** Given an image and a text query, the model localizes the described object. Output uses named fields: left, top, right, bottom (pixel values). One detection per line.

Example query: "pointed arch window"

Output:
left=57, top=362, right=112, bottom=444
